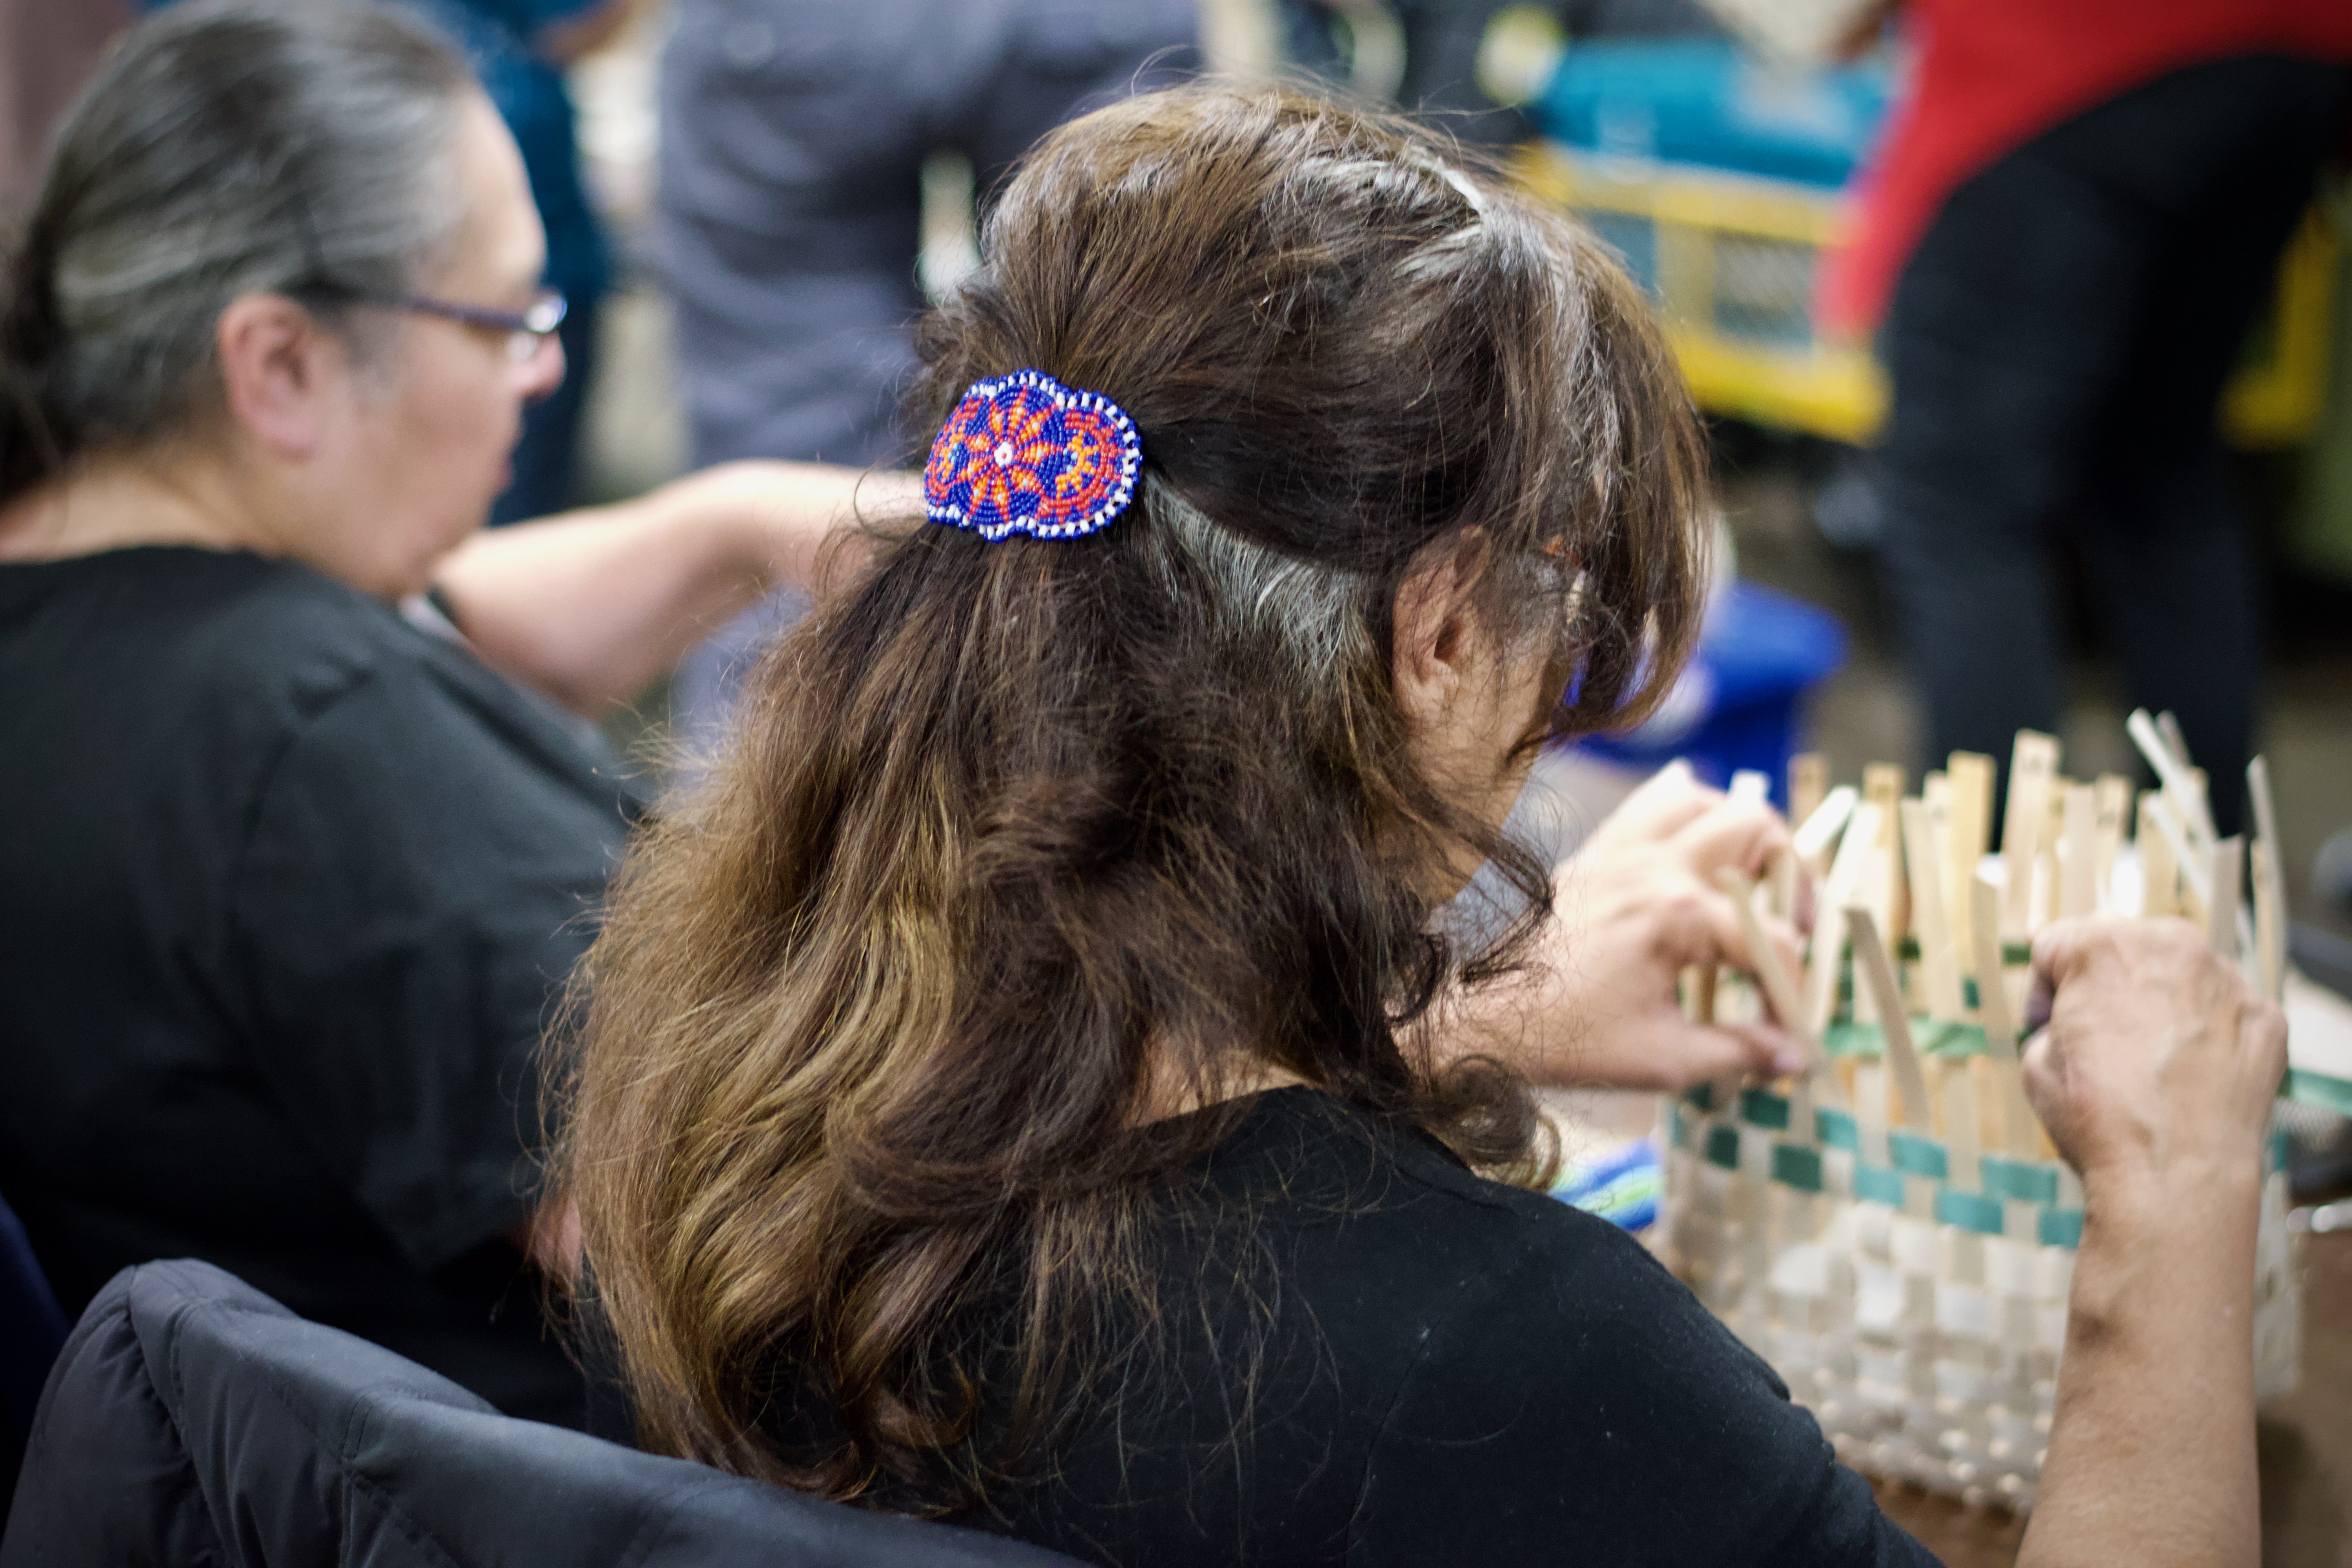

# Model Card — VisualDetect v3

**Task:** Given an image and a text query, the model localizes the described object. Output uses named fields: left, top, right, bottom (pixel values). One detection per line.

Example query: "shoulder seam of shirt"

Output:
left=225, top=660, right=392, bottom=871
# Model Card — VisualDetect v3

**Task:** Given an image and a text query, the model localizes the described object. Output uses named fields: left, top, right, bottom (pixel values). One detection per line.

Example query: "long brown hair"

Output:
left=552, top=82, right=1706, bottom=1510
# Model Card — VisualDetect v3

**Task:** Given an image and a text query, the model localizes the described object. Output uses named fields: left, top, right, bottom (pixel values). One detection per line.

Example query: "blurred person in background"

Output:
left=658, top=0, right=1198, bottom=751
left=0, top=0, right=890, bottom=1429
left=0, top=0, right=133, bottom=214
left=1273, top=0, right=1717, bottom=148
left=1278, top=0, right=1527, bottom=143
left=139, top=0, right=632, bottom=526
left=1822, top=0, right=2352, bottom=833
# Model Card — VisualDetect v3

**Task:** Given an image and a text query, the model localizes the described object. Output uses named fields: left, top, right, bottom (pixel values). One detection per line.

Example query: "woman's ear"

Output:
left=1391, top=531, right=1489, bottom=733
left=214, top=294, right=349, bottom=457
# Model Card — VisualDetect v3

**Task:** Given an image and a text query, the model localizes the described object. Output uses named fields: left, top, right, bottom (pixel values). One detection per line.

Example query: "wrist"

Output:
left=2079, top=1153, right=2261, bottom=1227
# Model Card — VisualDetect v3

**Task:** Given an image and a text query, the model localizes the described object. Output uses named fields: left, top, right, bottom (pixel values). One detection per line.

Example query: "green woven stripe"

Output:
left=1667, top=1105, right=1687, bottom=1150
left=1683, top=1083, right=1717, bottom=1114
left=1924, top=1020, right=1989, bottom=1057
left=1771, top=1143, right=1824, bottom=1193
left=1820, top=1018, right=1988, bottom=1059
left=1980, top=1155, right=2059, bottom=1205
left=1889, top=1131, right=1948, bottom=1180
left=1739, top=1088, right=1790, bottom=1130
left=1815, top=1107, right=1858, bottom=1151
left=2286, top=1068, right=2352, bottom=1117
left=1853, top=1163, right=1906, bottom=1207
left=1893, top=936, right=2031, bottom=965
left=1705, top=1125, right=1740, bottom=1171
left=1936, top=1188, right=2006, bottom=1236
left=2040, top=1208, right=2085, bottom=1249
left=1821, top=1021, right=1876, bottom=1058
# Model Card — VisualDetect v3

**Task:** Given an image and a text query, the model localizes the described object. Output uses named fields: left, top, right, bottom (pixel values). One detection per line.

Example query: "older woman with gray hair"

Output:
left=0, top=0, right=902, bottom=1426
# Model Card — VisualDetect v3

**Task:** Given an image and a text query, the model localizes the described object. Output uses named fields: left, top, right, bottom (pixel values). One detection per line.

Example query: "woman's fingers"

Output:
left=1649, top=873, right=1805, bottom=998
left=1599, top=760, right=1719, bottom=844
left=1715, top=1018, right=1811, bottom=1080
left=1668, top=795, right=1795, bottom=881
left=1566, top=1014, right=1798, bottom=1091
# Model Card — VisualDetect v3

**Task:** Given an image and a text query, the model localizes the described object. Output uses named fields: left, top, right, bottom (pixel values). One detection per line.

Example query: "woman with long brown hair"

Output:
left=556, top=85, right=2287, bottom=1565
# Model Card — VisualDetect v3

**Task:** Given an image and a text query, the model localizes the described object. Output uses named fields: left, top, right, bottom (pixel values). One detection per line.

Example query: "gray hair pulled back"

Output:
left=0, top=0, right=473, bottom=505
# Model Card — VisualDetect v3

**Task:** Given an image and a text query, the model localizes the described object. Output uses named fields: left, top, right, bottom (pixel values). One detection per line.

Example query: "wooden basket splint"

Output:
left=1655, top=719, right=2305, bottom=1510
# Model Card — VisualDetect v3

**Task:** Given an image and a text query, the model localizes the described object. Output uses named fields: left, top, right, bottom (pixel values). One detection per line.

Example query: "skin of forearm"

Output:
left=434, top=462, right=895, bottom=714
left=2019, top=1169, right=2261, bottom=1568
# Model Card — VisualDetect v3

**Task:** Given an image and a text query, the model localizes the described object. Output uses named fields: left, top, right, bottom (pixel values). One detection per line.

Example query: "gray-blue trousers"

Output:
left=659, top=0, right=1198, bottom=752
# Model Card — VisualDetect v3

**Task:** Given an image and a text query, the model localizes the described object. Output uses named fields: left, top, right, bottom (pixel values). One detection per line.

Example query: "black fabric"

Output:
left=0, top=1258, right=1087, bottom=1568
left=0, top=1189, right=69, bottom=1526
left=0, top=546, right=645, bottom=1428
left=1875, top=53, right=2352, bottom=835
left=768, top=1089, right=1938, bottom=1568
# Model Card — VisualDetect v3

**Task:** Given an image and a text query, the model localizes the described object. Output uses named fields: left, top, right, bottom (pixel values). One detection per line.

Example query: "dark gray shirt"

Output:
left=0, top=546, right=643, bottom=1424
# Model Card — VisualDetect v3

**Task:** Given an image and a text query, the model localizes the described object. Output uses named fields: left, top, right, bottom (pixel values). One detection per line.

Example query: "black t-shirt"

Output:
left=0, top=547, right=644, bottom=1425
left=818, top=1089, right=1942, bottom=1567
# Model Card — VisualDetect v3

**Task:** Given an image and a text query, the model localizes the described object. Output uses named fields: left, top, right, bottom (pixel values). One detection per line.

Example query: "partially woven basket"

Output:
left=1653, top=721, right=2307, bottom=1510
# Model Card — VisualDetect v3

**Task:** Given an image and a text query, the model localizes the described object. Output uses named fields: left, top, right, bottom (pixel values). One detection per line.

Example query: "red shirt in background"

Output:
left=1819, top=0, right=2352, bottom=339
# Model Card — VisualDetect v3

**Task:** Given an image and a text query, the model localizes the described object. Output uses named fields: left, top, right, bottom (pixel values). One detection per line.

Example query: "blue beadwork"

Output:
left=923, top=368, right=1144, bottom=542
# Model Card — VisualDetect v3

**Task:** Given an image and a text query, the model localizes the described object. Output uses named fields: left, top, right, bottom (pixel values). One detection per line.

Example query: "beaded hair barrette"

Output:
left=924, top=368, right=1143, bottom=542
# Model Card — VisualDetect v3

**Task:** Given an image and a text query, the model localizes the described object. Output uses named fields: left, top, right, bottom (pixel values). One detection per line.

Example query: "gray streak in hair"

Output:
left=1142, top=475, right=1375, bottom=687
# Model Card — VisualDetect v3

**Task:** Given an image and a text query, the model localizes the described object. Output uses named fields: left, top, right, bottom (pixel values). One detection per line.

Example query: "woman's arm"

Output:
left=2016, top=920, right=2284, bottom=1568
left=431, top=461, right=916, bottom=714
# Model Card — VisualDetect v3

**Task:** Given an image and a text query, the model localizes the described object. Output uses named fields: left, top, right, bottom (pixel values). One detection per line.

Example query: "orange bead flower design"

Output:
left=924, top=369, right=1143, bottom=541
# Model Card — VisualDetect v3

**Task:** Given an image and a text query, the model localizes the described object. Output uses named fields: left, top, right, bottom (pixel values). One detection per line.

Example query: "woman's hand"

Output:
left=2014, top=918, right=2285, bottom=1568
left=1444, top=762, right=1810, bottom=1091
left=2022, top=918, right=2286, bottom=1206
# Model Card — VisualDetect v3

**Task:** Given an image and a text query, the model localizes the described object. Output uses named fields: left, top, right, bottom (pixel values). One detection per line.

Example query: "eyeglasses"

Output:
left=365, top=288, right=568, bottom=363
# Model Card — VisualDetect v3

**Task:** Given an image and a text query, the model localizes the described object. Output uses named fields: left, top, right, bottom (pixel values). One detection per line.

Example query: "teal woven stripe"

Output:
left=1820, top=1018, right=1988, bottom=1059
left=1923, top=1020, right=1989, bottom=1057
left=2040, top=1208, right=2085, bottom=1249
left=1889, top=1131, right=1949, bottom=1180
left=1822, top=1021, right=1876, bottom=1058
left=1740, top=1088, right=1790, bottom=1131
left=1936, top=1187, right=2006, bottom=1236
left=1771, top=1143, right=1824, bottom=1193
left=1891, top=936, right=2031, bottom=964
left=1667, top=1105, right=1687, bottom=1150
left=2286, top=1068, right=2352, bottom=1117
left=1980, top=1155, right=2059, bottom=1205
left=1815, top=1107, right=1859, bottom=1151
left=1853, top=1163, right=1906, bottom=1207
left=1684, top=1083, right=1717, bottom=1114
left=1705, top=1125, right=1740, bottom=1171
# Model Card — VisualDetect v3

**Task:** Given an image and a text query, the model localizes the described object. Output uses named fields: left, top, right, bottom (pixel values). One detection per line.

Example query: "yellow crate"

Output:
left=1514, top=140, right=2335, bottom=450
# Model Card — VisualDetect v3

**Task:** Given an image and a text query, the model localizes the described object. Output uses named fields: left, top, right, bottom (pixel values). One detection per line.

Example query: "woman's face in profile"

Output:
left=1402, top=597, right=1566, bottom=898
left=319, top=92, right=565, bottom=597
